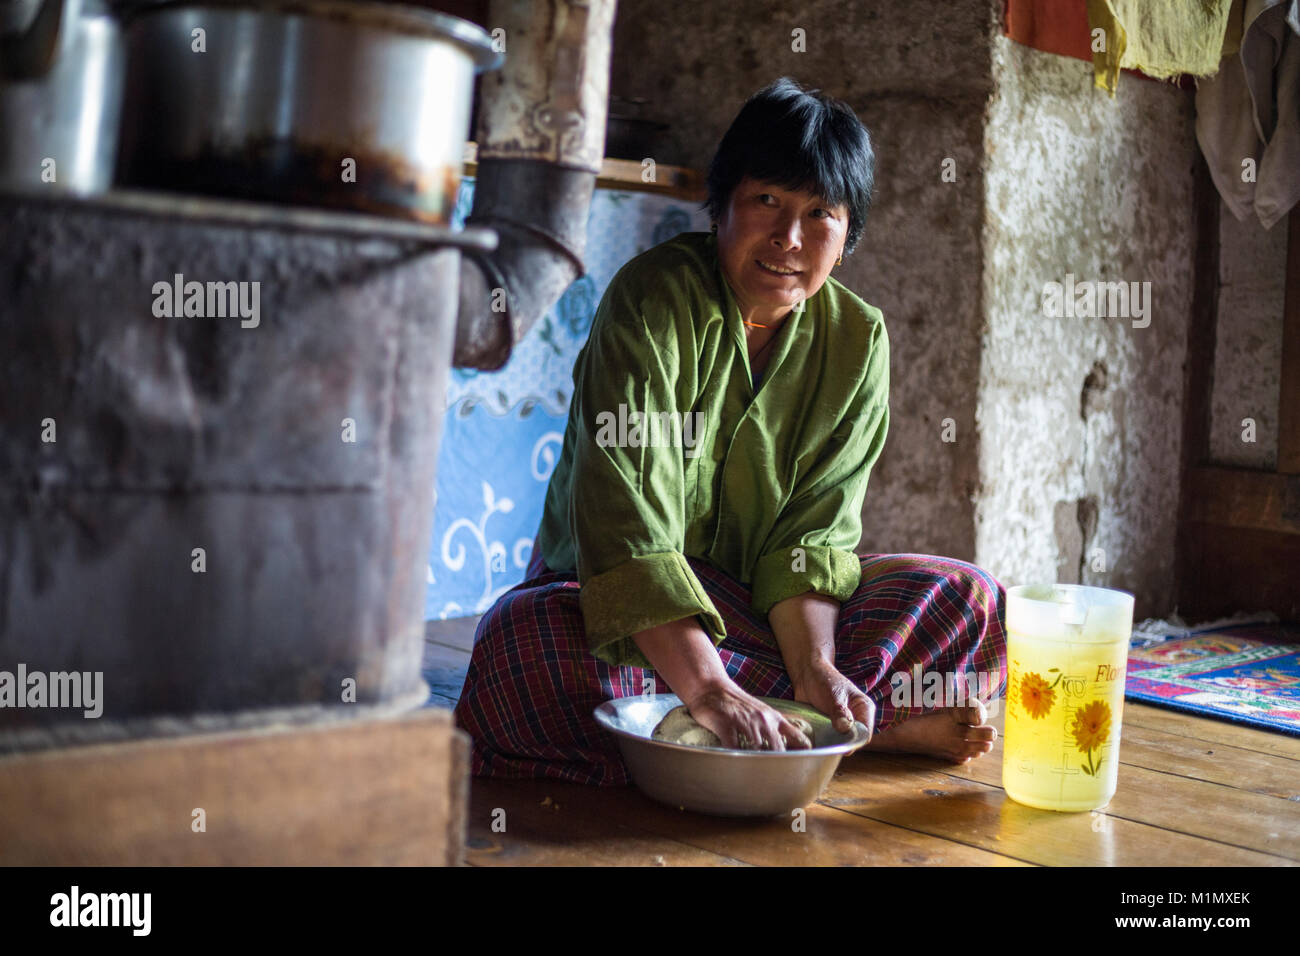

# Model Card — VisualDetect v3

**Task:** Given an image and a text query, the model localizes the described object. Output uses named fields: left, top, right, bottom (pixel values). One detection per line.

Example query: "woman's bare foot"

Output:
left=859, top=700, right=997, bottom=764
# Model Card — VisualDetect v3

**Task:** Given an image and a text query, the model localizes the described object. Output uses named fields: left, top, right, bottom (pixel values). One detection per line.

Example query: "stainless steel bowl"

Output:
left=594, top=694, right=872, bottom=817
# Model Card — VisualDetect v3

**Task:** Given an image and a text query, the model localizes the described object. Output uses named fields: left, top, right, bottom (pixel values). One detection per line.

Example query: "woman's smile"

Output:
left=755, top=259, right=801, bottom=276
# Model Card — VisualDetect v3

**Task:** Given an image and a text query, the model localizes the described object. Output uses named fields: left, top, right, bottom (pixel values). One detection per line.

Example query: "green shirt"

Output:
left=537, top=231, right=890, bottom=668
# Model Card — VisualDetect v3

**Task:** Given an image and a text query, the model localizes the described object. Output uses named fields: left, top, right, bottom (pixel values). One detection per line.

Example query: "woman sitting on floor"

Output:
left=454, top=76, right=1006, bottom=786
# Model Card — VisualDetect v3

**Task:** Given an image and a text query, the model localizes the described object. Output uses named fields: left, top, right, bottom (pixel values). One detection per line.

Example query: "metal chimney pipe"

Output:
left=452, top=0, right=615, bottom=370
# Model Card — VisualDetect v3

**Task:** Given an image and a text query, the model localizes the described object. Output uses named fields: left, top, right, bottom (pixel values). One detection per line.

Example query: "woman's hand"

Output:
left=768, top=592, right=873, bottom=736
left=684, top=679, right=813, bottom=750
left=790, top=659, right=875, bottom=737
left=632, top=617, right=808, bottom=749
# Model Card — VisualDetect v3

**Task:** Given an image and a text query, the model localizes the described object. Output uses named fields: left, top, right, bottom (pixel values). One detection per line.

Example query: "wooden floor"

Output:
left=423, top=618, right=1300, bottom=867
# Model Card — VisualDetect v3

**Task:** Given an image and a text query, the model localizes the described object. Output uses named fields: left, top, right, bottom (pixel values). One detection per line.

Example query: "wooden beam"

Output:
left=462, top=141, right=707, bottom=201
left=0, top=708, right=469, bottom=866
left=1180, top=521, right=1300, bottom=621
left=1184, top=465, right=1300, bottom=534
left=1278, top=206, right=1300, bottom=473
left=1175, top=154, right=1222, bottom=614
left=1181, top=154, right=1221, bottom=472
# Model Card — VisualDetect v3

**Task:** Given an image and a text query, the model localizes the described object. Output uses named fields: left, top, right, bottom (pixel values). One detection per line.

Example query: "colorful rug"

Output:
left=1126, top=622, right=1300, bottom=737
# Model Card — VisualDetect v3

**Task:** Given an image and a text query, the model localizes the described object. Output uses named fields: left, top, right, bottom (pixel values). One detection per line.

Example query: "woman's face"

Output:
left=715, top=175, right=849, bottom=325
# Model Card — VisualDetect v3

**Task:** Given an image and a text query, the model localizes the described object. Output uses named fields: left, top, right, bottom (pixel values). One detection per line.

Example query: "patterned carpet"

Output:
left=1127, top=623, right=1300, bottom=737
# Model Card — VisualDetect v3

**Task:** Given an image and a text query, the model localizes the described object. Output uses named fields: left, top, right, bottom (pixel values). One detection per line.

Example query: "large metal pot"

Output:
left=0, top=0, right=124, bottom=194
left=114, top=0, right=502, bottom=221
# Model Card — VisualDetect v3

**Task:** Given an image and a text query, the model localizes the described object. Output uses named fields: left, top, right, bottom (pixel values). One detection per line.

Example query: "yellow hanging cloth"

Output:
left=1087, top=0, right=1237, bottom=94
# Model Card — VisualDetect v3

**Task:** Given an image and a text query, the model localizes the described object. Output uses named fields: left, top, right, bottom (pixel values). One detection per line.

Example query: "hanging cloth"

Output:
left=1087, top=0, right=1236, bottom=94
left=1195, top=0, right=1300, bottom=227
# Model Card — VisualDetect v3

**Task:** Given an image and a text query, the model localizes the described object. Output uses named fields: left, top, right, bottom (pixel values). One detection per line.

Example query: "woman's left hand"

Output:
left=790, top=660, right=875, bottom=738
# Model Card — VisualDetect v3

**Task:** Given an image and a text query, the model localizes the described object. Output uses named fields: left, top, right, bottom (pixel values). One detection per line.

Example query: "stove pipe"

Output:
left=452, top=0, right=614, bottom=370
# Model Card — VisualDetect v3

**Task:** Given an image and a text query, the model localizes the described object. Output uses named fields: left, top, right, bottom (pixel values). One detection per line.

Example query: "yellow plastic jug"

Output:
left=1002, top=584, right=1135, bottom=812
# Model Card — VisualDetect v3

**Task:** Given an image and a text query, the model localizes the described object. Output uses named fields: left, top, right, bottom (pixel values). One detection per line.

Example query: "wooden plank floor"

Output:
left=423, top=618, right=1300, bottom=867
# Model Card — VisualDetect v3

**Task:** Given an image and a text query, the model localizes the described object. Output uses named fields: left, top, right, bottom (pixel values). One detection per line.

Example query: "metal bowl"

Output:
left=594, top=694, right=872, bottom=817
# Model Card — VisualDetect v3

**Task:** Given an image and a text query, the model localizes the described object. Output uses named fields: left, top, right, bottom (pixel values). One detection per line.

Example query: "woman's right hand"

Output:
left=631, top=616, right=811, bottom=750
left=684, top=679, right=813, bottom=751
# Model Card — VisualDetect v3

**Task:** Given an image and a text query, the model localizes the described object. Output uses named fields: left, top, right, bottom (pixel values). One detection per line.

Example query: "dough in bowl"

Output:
left=652, top=704, right=815, bottom=749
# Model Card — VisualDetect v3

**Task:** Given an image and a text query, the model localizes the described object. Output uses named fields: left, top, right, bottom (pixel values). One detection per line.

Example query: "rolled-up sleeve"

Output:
left=750, top=318, right=890, bottom=616
left=568, top=275, right=727, bottom=668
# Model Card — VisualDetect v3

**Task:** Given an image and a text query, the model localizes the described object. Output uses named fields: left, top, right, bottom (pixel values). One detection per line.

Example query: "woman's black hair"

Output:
left=704, top=76, right=875, bottom=256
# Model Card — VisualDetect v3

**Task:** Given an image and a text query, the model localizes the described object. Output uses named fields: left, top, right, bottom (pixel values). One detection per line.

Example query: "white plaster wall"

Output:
left=977, top=36, right=1196, bottom=618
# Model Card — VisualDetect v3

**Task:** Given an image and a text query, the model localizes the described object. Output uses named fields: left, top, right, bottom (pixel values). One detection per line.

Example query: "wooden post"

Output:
left=1174, top=156, right=1221, bottom=615
left=1278, top=207, right=1300, bottom=474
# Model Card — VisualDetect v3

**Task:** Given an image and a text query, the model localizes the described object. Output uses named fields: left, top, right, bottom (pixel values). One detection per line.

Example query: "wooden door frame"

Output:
left=1175, top=157, right=1300, bottom=622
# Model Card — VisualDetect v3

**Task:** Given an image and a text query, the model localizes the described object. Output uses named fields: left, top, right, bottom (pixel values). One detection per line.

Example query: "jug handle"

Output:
left=0, top=0, right=71, bottom=82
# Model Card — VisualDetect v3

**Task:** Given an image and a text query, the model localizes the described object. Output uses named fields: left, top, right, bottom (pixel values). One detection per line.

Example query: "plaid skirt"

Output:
left=453, top=541, right=1008, bottom=787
